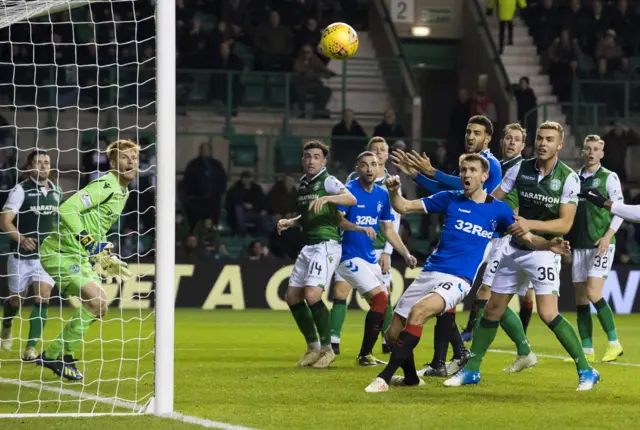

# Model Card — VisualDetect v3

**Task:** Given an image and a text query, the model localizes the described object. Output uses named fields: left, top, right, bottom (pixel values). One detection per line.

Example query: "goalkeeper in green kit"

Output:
left=36, top=140, right=137, bottom=381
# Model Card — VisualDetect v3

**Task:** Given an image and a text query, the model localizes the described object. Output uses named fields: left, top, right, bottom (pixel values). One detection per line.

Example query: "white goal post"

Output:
left=0, top=0, right=175, bottom=418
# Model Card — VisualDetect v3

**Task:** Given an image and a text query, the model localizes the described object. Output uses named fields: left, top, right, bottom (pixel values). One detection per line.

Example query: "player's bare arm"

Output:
left=492, top=186, right=506, bottom=201
left=518, top=232, right=571, bottom=255
left=379, top=220, right=417, bottom=268
left=386, top=175, right=424, bottom=214
left=509, top=203, right=577, bottom=236
left=309, top=189, right=356, bottom=214
left=336, top=211, right=376, bottom=240
left=0, top=210, right=37, bottom=251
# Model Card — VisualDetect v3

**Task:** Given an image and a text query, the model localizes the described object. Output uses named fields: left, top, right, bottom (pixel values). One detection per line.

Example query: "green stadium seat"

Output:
left=229, top=134, right=258, bottom=168
left=278, top=135, right=303, bottom=170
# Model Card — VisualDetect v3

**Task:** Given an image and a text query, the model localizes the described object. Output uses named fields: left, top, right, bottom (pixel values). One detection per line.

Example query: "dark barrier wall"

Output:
left=2, top=257, right=640, bottom=313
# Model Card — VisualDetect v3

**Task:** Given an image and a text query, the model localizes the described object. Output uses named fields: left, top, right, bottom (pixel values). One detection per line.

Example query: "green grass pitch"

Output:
left=1, top=309, right=640, bottom=429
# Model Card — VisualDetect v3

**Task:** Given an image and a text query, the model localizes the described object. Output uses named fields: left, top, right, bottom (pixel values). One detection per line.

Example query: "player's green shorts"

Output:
left=40, top=248, right=99, bottom=298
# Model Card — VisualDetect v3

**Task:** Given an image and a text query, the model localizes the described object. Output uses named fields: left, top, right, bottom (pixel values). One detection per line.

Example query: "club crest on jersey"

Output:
left=70, top=264, right=80, bottom=274
left=313, top=182, right=320, bottom=191
left=53, top=193, right=60, bottom=202
left=550, top=178, right=562, bottom=191
left=490, top=219, right=497, bottom=231
left=377, top=201, right=383, bottom=213
left=591, top=178, right=601, bottom=188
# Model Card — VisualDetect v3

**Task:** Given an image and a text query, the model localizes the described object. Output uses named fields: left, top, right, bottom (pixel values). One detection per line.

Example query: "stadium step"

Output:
left=488, top=17, right=581, bottom=168
left=325, top=31, right=390, bottom=115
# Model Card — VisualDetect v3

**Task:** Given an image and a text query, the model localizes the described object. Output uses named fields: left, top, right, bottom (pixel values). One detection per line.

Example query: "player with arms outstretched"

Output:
left=460, top=123, right=537, bottom=373
left=334, top=151, right=416, bottom=365
left=364, top=154, right=569, bottom=392
left=330, top=137, right=401, bottom=360
left=565, top=135, right=624, bottom=363
left=36, top=140, right=136, bottom=380
left=1, top=151, right=62, bottom=361
left=278, top=141, right=356, bottom=369
left=445, top=121, right=600, bottom=391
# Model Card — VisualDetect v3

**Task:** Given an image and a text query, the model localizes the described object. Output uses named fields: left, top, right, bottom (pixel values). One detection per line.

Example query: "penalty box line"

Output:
left=489, top=349, right=640, bottom=368
left=0, top=376, right=257, bottom=429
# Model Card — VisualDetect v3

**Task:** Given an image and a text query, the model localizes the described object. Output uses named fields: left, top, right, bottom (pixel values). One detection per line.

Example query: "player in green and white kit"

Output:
left=446, top=121, right=600, bottom=391
left=566, top=135, right=624, bottom=363
left=278, top=141, right=356, bottom=369
left=35, top=140, right=136, bottom=380
left=330, top=137, right=401, bottom=362
left=0, top=151, right=62, bottom=361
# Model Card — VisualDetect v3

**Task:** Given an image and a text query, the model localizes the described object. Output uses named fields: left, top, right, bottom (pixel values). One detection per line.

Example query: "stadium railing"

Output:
left=572, top=79, right=640, bottom=125
left=524, top=102, right=608, bottom=147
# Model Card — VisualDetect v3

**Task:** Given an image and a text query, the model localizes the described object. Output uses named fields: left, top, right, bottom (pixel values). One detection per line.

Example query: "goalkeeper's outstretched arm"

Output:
left=581, top=189, right=640, bottom=223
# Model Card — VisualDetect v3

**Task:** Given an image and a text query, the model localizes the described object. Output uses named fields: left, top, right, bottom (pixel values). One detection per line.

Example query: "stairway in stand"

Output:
left=325, top=32, right=391, bottom=118
left=488, top=18, right=582, bottom=166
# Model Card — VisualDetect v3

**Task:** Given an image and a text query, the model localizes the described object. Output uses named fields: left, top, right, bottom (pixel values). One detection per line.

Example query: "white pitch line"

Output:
left=489, top=349, right=640, bottom=368
left=0, top=377, right=258, bottom=429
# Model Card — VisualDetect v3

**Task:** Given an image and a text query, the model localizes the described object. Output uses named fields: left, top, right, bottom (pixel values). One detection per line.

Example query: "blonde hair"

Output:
left=538, top=121, right=564, bottom=140
left=366, top=136, right=388, bottom=151
left=584, top=134, right=605, bottom=148
left=459, top=153, right=489, bottom=173
left=503, top=123, right=527, bottom=142
left=107, top=139, right=139, bottom=163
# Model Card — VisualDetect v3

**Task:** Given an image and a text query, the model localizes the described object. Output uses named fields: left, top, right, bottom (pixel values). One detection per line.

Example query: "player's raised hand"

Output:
left=404, top=253, right=417, bottom=269
left=508, top=215, right=531, bottom=236
left=357, top=226, right=376, bottom=241
left=277, top=219, right=291, bottom=235
left=405, top=151, right=435, bottom=177
left=385, top=175, right=401, bottom=193
left=19, top=236, right=37, bottom=251
left=309, top=196, right=329, bottom=214
left=549, top=237, right=571, bottom=256
left=390, top=150, right=417, bottom=176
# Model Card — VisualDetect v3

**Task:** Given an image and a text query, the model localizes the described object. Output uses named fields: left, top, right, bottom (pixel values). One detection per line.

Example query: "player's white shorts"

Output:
left=394, top=271, right=471, bottom=318
left=334, top=249, right=391, bottom=287
left=289, top=240, right=341, bottom=289
left=481, top=238, right=495, bottom=265
left=336, top=257, right=385, bottom=296
left=571, top=245, right=615, bottom=283
left=482, top=235, right=532, bottom=295
left=7, top=255, right=55, bottom=295
left=491, top=243, right=560, bottom=296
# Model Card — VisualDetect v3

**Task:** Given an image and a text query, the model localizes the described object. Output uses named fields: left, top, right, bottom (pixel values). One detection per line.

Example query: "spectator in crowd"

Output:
left=603, top=122, right=640, bottom=183
left=331, top=108, right=367, bottom=169
left=183, top=142, right=228, bottom=230
left=213, top=243, right=230, bottom=259
left=486, top=0, right=527, bottom=54
left=611, top=0, right=636, bottom=55
left=296, top=18, right=321, bottom=54
left=595, top=29, right=624, bottom=68
left=267, top=174, right=298, bottom=223
left=221, top=0, right=252, bottom=44
left=210, top=41, right=245, bottom=115
left=613, top=57, right=640, bottom=81
left=583, top=0, right=611, bottom=55
left=530, top=0, right=561, bottom=53
left=292, top=44, right=333, bottom=118
left=373, top=109, right=406, bottom=143
left=254, top=10, right=294, bottom=71
left=562, top=0, right=588, bottom=47
left=514, top=76, right=537, bottom=145
left=179, top=17, right=213, bottom=68
left=547, top=29, right=582, bottom=75
left=243, top=239, right=273, bottom=260
left=225, top=170, right=272, bottom=237
left=470, top=90, right=498, bottom=124
left=449, top=88, right=470, bottom=155
left=212, top=21, right=234, bottom=46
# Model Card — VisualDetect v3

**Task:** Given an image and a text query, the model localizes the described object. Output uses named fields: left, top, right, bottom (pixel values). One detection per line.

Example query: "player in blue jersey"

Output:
left=335, top=151, right=417, bottom=365
left=388, top=115, right=501, bottom=377
left=364, top=153, right=570, bottom=393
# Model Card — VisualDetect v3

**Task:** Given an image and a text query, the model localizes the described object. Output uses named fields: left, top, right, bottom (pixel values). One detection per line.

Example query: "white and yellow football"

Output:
left=320, top=22, right=359, bottom=60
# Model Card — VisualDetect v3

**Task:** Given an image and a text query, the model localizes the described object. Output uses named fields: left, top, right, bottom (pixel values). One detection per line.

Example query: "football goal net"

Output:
left=0, top=0, right=175, bottom=417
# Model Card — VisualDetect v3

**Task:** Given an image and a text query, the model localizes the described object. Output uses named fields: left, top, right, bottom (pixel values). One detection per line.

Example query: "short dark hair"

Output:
left=303, top=140, right=329, bottom=157
left=459, top=153, right=490, bottom=173
left=26, top=150, right=48, bottom=167
left=356, top=151, right=377, bottom=163
left=468, top=115, right=494, bottom=137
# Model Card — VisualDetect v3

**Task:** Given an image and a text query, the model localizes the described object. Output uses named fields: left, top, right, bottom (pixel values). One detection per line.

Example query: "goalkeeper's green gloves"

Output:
left=79, top=231, right=133, bottom=284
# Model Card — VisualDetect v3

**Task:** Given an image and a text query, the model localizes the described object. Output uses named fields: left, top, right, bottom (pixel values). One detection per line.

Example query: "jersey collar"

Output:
left=29, top=176, right=55, bottom=190
left=533, top=157, right=559, bottom=178
left=300, top=167, right=327, bottom=184
left=579, top=164, right=601, bottom=179
left=501, top=154, right=522, bottom=165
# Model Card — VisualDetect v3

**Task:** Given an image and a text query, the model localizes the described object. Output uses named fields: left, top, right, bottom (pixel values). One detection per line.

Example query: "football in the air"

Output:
left=320, top=22, right=359, bottom=60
